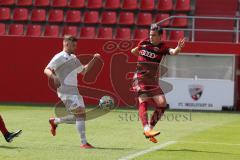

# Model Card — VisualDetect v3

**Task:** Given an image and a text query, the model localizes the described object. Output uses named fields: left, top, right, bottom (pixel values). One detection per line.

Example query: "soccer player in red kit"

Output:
left=0, top=114, right=22, bottom=142
left=131, top=25, right=185, bottom=143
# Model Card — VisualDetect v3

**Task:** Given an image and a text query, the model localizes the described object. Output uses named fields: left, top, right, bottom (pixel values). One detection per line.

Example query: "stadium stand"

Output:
left=26, top=24, right=42, bottom=37
left=9, top=24, right=24, bottom=36
left=44, top=25, right=60, bottom=37
left=97, top=27, right=113, bottom=38
left=0, top=0, right=15, bottom=6
left=133, top=28, right=149, bottom=39
left=115, top=27, right=131, bottom=39
left=2, top=0, right=238, bottom=42
left=101, top=11, right=117, bottom=25
left=34, top=0, right=50, bottom=7
left=83, top=11, right=99, bottom=24
left=65, top=10, right=81, bottom=23
left=87, top=0, right=102, bottom=9
left=105, top=0, right=121, bottom=10
left=0, top=7, right=10, bottom=21
left=16, top=0, right=32, bottom=7
left=62, top=25, right=78, bottom=37
left=68, top=0, right=85, bottom=9
left=139, top=0, right=155, bottom=11
left=31, top=9, right=46, bottom=22
left=122, top=0, right=138, bottom=10
left=48, top=9, right=64, bottom=23
left=13, top=8, right=29, bottom=22
left=119, top=12, right=135, bottom=26
left=0, top=23, right=6, bottom=35
left=52, top=0, right=67, bottom=8
left=80, top=26, right=96, bottom=38
left=194, top=0, right=238, bottom=42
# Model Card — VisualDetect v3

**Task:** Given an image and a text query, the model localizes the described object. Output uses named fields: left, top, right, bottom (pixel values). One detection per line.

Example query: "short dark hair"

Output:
left=63, top=35, right=78, bottom=42
left=150, top=24, right=163, bottom=35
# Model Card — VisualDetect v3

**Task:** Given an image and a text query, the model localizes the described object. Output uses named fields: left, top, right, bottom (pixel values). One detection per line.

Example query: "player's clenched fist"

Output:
left=94, top=53, right=101, bottom=58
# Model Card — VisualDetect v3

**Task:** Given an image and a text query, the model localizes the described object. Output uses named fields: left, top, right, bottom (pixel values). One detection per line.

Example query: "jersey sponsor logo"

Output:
left=139, top=50, right=157, bottom=59
left=153, top=47, right=159, bottom=52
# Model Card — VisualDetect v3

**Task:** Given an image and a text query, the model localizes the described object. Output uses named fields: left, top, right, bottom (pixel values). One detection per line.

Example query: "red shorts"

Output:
left=131, top=78, right=164, bottom=97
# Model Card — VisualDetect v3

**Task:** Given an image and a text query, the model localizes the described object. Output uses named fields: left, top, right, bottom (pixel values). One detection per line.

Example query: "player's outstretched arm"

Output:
left=131, top=46, right=139, bottom=56
left=169, top=38, right=185, bottom=55
left=81, top=53, right=101, bottom=75
left=44, top=68, right=61, bottom=88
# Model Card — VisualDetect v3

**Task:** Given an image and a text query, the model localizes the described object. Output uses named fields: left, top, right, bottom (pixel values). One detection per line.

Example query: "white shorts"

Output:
left=58, top=94, right=85, bottom=113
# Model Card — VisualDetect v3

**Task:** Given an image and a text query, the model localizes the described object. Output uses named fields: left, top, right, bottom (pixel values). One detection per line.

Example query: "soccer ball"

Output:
left=99, top=96, right=115, bottom=110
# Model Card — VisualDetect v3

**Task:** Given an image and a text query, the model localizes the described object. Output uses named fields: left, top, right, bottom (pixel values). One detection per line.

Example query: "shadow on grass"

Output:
left=93, top=147, right=133, bottom=150
left=0, top=145, right=24, bottom=149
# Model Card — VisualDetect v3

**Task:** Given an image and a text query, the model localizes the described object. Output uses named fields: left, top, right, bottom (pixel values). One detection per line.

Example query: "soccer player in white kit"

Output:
left=44, top=35, right=100, bottom=149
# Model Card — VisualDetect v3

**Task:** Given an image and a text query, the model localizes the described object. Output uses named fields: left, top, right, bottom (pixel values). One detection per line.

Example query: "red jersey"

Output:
left=135, top=38, right=170, bottom=79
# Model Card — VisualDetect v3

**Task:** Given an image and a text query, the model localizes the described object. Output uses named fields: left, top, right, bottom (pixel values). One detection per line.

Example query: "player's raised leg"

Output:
left=49, top=115, right=76, bottom=136
left=138, top=96, right=160, bottom=140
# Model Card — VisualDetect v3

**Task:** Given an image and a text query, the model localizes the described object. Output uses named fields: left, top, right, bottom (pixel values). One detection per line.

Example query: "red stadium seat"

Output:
left=80, top=27, right=96, bottom=38
left=140, top=0, right=155, bottom=11
left=9, top=24, right=24, bottom=36
left=0, top=0, right=15, bottom=6
left=48, top=9, right=64, bottom=23
left=62, top=26, right=78, bottom=37
left=65, top=10, right=81, bottom=23
left=31, top=9, right=46, bottom=22
left=0, top=7, right=10, bottom=21
left=175, top=0, right=191, bottom=12
left=0, top=23, right=6, bottom=35
left=34, top=0, right=50, bottom=7
left=44, top=25, right=60, bottom=37
left=119, top=12, right=134, bottom=25
left=101, top=11, right=117, bottom=25
left=26, top=24, right=42, bottom=37
left=155, top=13, right=170, bottom=27
left=115, top=28, right=131, bottom=39
left=122, top=0, right=138, bottom=10
left=105, top=0, right=120, bottom=10
left=133, top=29, right=149, bottom=39
left=136, top=12, right=152, bottom=26
left=16, top=0, right=32, bottom=6
left=171, top=14, right=188, bottom=27
left=157, top=0, right=173, bottom=12
left=162, top=30, right=167, bottom=40
left=87, top=0, right=102, bottom=9
left=97, top=27, right=113, bottom=38
left=13, top=8, right=29, bottom=21
left=52, top=0, right=67, bottom=8
left=83, top=11, right=99, bottom=24
left=68, top=0, right=85, bottom=8
left=169, top=30, right=184, bottom=41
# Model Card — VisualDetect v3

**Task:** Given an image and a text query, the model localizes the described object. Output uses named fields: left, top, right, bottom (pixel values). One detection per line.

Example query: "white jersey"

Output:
left=46, top=51, right=84, bottom=96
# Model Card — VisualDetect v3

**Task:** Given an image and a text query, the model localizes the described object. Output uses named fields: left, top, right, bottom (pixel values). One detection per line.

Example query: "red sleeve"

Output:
left=162, top=43, right=170, bottom=55
left=137, top=38, right=149, bottom=49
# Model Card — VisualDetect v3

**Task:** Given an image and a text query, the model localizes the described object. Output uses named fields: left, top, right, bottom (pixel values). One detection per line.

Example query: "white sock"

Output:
left=54, top=118, right=61, bottom=124
left=54, top=115, right=76, bottom=124
left=76, top=120, right=87, bottom=145
left=144, top=124, right=150, bottom=132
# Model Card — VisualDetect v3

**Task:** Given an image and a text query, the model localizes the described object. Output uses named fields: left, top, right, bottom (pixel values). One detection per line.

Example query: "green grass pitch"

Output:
left=0, top=105, right=240, bottom=160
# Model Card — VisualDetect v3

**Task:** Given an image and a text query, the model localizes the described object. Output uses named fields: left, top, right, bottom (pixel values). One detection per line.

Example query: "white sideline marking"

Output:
left=179, top=141, right=240, bottom=146
left=118, top=141, right=176, bottom=160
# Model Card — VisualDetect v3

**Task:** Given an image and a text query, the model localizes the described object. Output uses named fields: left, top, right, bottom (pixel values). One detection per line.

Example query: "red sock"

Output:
left=150, top=107, right=166, bottom=128
left=138, top=101, right=148, bottom=127
left=0, top=115, right=9, bottom=135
